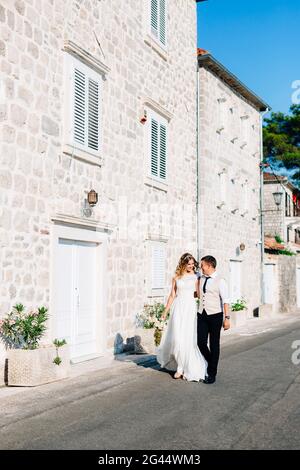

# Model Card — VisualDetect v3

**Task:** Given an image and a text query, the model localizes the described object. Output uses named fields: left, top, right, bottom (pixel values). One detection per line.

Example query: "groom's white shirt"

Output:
left=197, top=271, right=230, bottom=309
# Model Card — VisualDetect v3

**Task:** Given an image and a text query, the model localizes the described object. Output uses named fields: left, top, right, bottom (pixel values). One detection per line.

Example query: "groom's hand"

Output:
left=223, top=319, right=230, bottom=330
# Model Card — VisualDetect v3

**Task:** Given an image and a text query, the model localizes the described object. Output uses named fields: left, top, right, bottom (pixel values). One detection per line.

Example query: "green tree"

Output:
left=263, top=104, right=300, bottom=187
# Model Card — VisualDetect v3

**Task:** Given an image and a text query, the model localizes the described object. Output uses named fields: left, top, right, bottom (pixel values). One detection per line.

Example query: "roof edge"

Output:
left=198, top=52, right=271, bottom=112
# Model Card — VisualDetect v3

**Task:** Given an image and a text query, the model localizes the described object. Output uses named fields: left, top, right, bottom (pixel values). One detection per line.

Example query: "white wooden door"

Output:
left=297, top=267, right=300, bottom=308
left=54, top=238, right=98, bottom=360
left=229, top=260, right=241, bottom=302
left=263, top=263, right=275, bottom=304
left=75, top=241, right=97, bottom=358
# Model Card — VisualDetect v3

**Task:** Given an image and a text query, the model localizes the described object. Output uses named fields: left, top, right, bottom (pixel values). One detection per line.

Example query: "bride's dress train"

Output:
left=156, top=274, right=207, bottom=382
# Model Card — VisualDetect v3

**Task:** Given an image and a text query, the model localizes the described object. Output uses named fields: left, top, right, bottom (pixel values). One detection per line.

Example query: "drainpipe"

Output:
left=196, top=63, right=201, bottom=262
left=259, top=107, right=270, bottom=305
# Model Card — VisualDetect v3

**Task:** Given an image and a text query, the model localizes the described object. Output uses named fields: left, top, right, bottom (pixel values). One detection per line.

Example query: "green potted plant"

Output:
left=230, top=298, right=248, bottom=327
left=0, top=304, right=70, bottom=387
left=231, top=298, right=247, bottom=312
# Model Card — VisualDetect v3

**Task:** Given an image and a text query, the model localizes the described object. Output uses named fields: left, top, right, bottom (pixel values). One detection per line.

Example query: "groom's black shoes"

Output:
left=203, top=375, right=216, bottom=384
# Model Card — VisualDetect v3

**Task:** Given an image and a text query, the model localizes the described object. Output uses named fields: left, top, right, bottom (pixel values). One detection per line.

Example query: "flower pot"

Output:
left=7, top=345, right=70, bottom=387
left=230, top=308, right=248, bottom=328
left=134, top=328, right=156, bottom=354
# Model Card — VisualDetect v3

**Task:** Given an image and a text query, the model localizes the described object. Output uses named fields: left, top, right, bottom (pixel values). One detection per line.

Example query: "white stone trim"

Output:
left=51, top=214, right=116, bottom=234
left=145, top=176, right=168, bottom=192
left=62, top=143, right=104, bottom=167
left=142, top=97, right=173, bottom=121
left=63, top=40, right=110, bottom=77
left=144, top=35, right=168, bottom=61
left=145, top=234, right=169, bottom=243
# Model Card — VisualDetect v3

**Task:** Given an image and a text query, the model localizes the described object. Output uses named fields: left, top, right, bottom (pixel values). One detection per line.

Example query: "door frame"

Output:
left=229, top=259, right=242, bottom=303
left=50, top=222, right=108, bottom=360
left=263, top=262, right=276, bottom=304
left=297, top=267, right=300, bottom=309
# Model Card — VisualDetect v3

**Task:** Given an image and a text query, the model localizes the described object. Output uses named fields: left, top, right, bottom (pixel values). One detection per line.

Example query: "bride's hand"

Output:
left=161, top=310, right=167, bottom=321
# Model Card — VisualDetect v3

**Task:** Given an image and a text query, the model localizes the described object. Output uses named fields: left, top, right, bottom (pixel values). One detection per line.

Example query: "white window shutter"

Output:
left=74, top=68, right=86, bottom=146
left=149, top=113, right=167, bottom=181
left=159, top=123, right=167, bottom=180
left=71, top=62, right=101, bottom=154
left=151, top=118, right=159, bottom=177
left=159, top=0, right=166, bottom=46
left=152, top=244, right=166, bottom=289
left=151, top=0, right=159, bottom=37
left=88, top=78, right=100, bottom=151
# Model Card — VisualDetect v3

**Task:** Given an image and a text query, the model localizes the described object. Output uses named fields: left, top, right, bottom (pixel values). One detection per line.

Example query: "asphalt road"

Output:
left=0, top=319, right=300, bottom=450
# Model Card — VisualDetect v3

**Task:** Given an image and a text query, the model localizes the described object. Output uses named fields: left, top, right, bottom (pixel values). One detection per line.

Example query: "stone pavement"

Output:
left=1, top=317, right=300, bottom=450
left=0, top=313, right=299, bottom=400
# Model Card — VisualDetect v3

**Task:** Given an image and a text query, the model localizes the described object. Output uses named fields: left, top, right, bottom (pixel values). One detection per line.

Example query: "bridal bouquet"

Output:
left=153, top=317, right=167, bottom=347
left=136, top=302, right=167, bottom=329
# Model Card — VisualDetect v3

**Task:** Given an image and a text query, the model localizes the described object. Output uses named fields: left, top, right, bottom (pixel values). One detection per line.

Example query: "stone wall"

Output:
left=264, top=252, right=300, bottom=315
left=0, top=0, right=198, bottom=379
left=263, top=180, right=285, bottom=240
left=278, top=255, right=300, bottom=314
left=198, top=66, right=262, bottom=316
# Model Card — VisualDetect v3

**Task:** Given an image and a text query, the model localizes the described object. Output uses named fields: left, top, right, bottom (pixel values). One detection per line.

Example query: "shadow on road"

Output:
left=114, top=352, right=174, bottom=377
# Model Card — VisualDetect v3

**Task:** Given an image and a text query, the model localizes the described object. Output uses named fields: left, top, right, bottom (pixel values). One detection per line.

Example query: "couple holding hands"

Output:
left=157, top=253, right=230, bottom=384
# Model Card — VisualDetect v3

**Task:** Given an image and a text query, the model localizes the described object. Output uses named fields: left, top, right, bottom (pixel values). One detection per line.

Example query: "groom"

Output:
left=197, top=256, right=230, bottom=384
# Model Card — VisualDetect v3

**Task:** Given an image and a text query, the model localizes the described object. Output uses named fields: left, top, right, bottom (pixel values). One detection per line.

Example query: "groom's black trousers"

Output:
left=197, top=310, right=223, bottom=378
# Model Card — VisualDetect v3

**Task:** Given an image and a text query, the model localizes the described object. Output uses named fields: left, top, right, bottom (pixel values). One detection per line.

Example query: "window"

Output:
left=217, top=97, right=226, bottom=133
left=241, top=180, right=249, bottom=216
left=229, top=260, right=242, bottom=302
left=65, top=54, right=102, bottom=156
left=151, top=242, right=166, bottom=290
left=148, top=110, right=167, bottom=182
left=285, top=193, right=291, bottom=217
left=240, top=115, right=249, bottom=147
left=150, top=0, right=167, bottom=47
left=229, top=174, right=239, bottom=214
left=217, top=169, right=228, bottom=208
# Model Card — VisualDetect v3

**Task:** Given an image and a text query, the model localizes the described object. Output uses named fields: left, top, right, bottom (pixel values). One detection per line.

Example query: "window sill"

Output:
left=145, top=176, right=168, bottom=193
left=63, top=144, right=103, bottom=167
left=148, top=289, right=165, bottom=298
left=144, top=35, right=168, bottom=61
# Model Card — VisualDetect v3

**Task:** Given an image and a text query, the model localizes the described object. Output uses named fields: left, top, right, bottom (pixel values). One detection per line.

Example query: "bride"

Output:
left=157, top=253, right=207, bottom=381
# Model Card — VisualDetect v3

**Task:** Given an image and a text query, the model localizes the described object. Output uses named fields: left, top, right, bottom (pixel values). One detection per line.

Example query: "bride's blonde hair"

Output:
left=175, top=253, right=198, bottom=278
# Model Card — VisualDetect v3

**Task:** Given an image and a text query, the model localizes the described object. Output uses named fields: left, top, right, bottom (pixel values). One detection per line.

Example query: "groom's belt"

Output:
left=199, top=309, right=223, bottom=316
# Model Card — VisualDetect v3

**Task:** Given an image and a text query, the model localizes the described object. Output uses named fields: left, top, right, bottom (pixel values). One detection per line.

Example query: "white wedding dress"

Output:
left=156, top=273, right=207, bottom=382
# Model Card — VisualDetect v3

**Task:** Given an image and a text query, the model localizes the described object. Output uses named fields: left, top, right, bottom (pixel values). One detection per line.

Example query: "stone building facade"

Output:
left=263, top=172, right=300, bottom=314
left=197, top=50, right=269, bottom=319
left=0, top=0, right=199, bottom=380
left=263, top=172, right=300, bottom=245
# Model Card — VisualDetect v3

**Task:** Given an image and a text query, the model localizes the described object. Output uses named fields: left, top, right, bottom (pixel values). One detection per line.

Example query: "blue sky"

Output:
left=197, top=0, right=300, bottom=116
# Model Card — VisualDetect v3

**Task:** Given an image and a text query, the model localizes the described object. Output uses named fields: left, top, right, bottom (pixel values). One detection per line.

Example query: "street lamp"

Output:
left=272, top=191, right=283, bottom=209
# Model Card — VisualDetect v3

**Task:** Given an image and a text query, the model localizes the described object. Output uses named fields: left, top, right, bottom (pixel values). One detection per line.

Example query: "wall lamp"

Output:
left=82, top=189, right=99, bottom=217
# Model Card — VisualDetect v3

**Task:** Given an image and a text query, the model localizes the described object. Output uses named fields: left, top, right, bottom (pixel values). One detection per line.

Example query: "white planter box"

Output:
left=134, top=328, right=156, bottom=354
left=7, top=345, right=70, bottom=387
left=230, top=309, right=248, bottom=328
